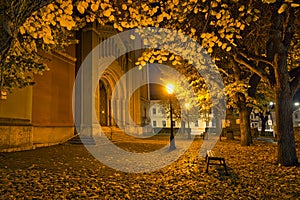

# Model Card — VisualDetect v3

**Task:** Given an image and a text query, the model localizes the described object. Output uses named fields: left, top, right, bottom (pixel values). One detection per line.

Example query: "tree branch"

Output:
left=239, top=50, right=274, bottom=68
left=233, top=53, right=271, bottom=85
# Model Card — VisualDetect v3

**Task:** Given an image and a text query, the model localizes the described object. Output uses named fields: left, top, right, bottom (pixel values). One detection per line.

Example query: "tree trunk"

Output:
left=275, top=89, right=298, bottom=166
left=260, top=113, right=268, bottom=136
left=239, top=105, right=252, bottom=146
left=237, top=92, right=252, bottom=146
left=268, top=4, right=298, bottom=166
left=274, top=69, right=298, bottom=166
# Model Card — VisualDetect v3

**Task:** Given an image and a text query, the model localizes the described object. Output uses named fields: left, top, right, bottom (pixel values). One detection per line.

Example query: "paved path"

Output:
left=254, top=137, right=278, bottom=144
left=1, top=136, right=299, bottom=199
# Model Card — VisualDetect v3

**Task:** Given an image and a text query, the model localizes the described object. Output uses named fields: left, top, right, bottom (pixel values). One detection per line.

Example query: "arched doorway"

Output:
left=99, top=80, right=109, bottom=126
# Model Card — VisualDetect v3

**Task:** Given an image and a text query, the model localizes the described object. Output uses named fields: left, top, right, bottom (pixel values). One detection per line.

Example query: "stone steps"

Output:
left=66, top=126, right=134, bottom=144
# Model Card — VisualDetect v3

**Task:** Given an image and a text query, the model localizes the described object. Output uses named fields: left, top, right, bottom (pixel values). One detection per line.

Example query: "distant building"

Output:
left=293, top=108, right=300, bottom=127
left=149, top=100, right=215, bottom=135
left=250, top=105, right=300, bottom=130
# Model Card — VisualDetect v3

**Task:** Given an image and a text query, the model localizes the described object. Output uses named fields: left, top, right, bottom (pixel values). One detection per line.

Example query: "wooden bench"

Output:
left=205, top=150, right=228, bottom=175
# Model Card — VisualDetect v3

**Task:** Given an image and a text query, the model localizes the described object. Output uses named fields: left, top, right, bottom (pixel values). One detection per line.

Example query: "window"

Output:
left=211, top=118, right=216, bottom=126
left=162, top=120, right=166, bottom=127
left=172, top=121, right=175, bottom=127
left=152, top=108, right=156, bottom=115
left=153, top=121, right=157, bottom=127
left=195, top=121, right=199, bottom=127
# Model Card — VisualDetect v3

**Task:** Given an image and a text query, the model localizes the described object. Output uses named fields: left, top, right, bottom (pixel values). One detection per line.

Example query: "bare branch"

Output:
left=233, top=53, right=271, bottom=85
left=239, top=51, right=274, bottom=68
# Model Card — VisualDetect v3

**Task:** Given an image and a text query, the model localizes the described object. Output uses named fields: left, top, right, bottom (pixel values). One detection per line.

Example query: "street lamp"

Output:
left=166, top=83, right=176, bottom=150
left=185, top=102, right=191, bottom=140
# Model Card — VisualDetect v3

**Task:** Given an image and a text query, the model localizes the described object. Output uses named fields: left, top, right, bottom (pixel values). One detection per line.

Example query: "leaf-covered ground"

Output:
left=0, top=131, right=300, bottom=199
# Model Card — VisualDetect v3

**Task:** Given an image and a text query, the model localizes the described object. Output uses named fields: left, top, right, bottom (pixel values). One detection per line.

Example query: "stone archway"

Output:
left=96, top=60, right=125, bottom=128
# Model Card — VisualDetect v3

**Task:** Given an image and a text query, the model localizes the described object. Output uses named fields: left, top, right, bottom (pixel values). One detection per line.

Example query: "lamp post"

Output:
left=166, top=84, right=176, bottom=150
left=185, top=102, right=191, bottom=140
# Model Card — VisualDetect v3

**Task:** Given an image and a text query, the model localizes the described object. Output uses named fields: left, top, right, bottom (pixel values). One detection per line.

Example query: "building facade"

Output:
left=0, top=23, right=150, bottom=152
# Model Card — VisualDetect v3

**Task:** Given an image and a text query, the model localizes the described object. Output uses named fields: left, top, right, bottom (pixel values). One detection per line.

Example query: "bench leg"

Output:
left=205, top=159, right=210, bottom=173
left=222, top=159, right=228, bottom=175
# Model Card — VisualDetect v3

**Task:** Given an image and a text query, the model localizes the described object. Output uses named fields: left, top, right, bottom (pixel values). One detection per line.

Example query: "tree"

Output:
left=233, top=1, right=300, bottom=166
left=0, top=0, right=116, bottom=91
left=0, top=0, right=78, bottom=90
left=2, top=0, right=299, bottom=166
left=127, top=0, right=300, bottom=165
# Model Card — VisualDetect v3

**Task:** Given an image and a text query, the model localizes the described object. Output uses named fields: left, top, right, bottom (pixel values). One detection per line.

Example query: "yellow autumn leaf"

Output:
left=77, top=4, right=85, bottom=14
left=253, top=15, right=259, bottom=22
left=170, top=54, right=175, bottom=60
left=207, top=47, right=213, bottom=53
left=32, top=32, right=38, bottom=39
left=120, top=21, right=127, bottom=27
left=240, top=24, right=245, bottom=30
left=82, top=1, right=89, bottom=9
left=109, top=15, right=115, bottom=21
left=150, top=58, right=155, bottom=63
left=43, top=35, right=54, bottom=44
left=291, top=3, right=300, bottom=7
left=212, top=36, right=218, bottom=42
left=278, top=3, right=288, bottom=14
left=117, top=26, right=123, bottom=31
left=175, top=55, right=181, bottom=60
left=65, top=4, right=73, bottom=15
left=157, top=13, right=166, bottom=23
left=91, top=3, right=99, bottom=12
left=217, top=41, right=222, bottom=47
left=194, top=7, right=199, bottom=14
left=29, top=26, right=36, bottom=33
left=19, top=26, right=26, bottom=35
left=221, top=43, right=227, bottom=50
left=211, top=1, right=218, bottom=8
left=47, top=3, right=55, bottom=11
left=209, top=41, right=214, bottom=47
left=100, top=3, right=108, bottom=10
left=122, top=4, right=127, bottom=10
left=103, top=9, right=111, bottom=17
left=30, top=40, right=37, bottom=52
left=238, top=5, right=245, bottom=11
left=143, top=5, right=150, bottom=12
left=130, top=35, right=135, bottom=40
left=191, top=28, right=196, bottom=34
